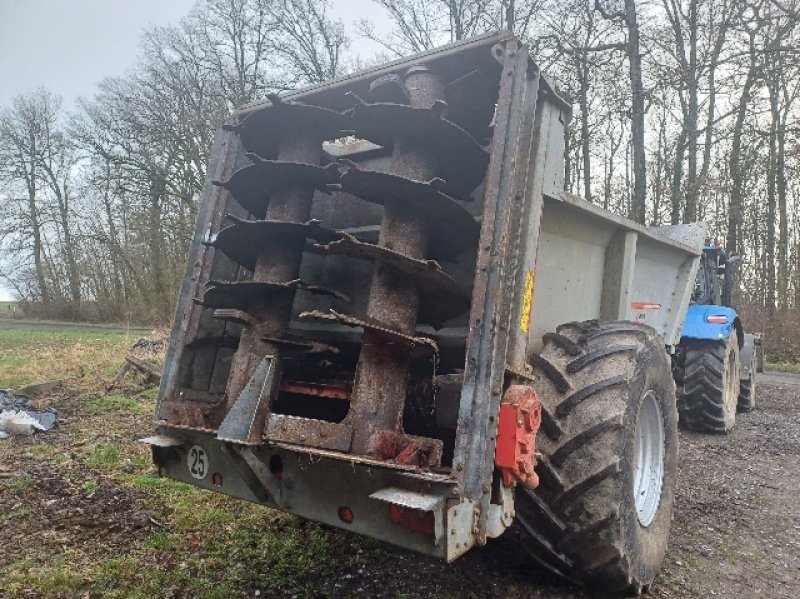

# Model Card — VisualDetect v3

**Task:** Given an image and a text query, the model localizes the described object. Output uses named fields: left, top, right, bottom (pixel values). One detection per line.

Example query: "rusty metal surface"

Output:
left=270, top=441, right=455, bottom=480
left=298, top=309, right=438, bottom=352
left=209, top=218, right=339, bottom=272
left=260, top=334, right=338, bottom=355
left=202, top=279, right=348, bottom=310
left=266, top=414, right=353, bottom=451
left=214, top=158, right=339, bottom=218
left=315, top=234, right=468, bottom=326
left=219, top=104, right=335, bottom=443
left=216, top=355, right=281, bottom=445
left=451, top=41, right=542, bottom=549
left=334, top=167, right=479, bottom=261
left=369, top=430, right=443, bottom=467
left=155, top=128, right=241, bottom=426
left=228, top=94, right=345, bottom=159
left=280, top=381, right=352, bottom=400
left=345, top=97, right=488, bottom=200
left=212, top=308, right=258, bottom=328
left=343, top=68, right=459, bottom=458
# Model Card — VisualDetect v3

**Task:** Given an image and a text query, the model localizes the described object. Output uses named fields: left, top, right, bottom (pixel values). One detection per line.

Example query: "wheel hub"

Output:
left=633, top=390, right=665, bottom=527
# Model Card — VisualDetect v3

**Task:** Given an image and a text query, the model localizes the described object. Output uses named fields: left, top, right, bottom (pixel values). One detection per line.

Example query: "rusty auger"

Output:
left=196, top=69, right=486, bottom=464
left=301, top=66, right=486, bottom=466
left=205, top=95, right=345, bottom=445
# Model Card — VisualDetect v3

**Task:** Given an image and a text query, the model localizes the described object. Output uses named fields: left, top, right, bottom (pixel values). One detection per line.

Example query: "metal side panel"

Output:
left=647, top=222, right=708, bottom=250
left=527, top=199, right=705, bottom=352
left=600, top=230, right=638, bottom=321
left=527, top=200, right=618, bottom=352
left=628, top=230, right=704, bottom=346
left=452, top=40, right=540, bottom=547
left=505, top=72, right=571, bottom=370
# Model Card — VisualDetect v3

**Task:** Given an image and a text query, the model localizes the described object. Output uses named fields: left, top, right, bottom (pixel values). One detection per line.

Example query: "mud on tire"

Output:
left=672, top=349, right=689, bottom=423
left=681, top=334, right=739, bottom=433
left=516, top=320, right=678, bottom=596
left=737, top=375, right=755, bottom=412
left=737, top=351, right=756, bottom=413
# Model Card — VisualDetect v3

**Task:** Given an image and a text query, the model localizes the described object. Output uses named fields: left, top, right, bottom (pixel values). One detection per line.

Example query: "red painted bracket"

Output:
left=494, top=385, right=541, bottom=489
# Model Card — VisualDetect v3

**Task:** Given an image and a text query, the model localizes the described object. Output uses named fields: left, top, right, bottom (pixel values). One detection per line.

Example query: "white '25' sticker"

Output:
left=187, top=445, right=208, bottom=479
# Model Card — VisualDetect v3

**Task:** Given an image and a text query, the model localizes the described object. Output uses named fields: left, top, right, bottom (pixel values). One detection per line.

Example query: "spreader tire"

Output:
left=681, top=334, right=739, bottom=433
left=516, top=320, right=678, bottom=596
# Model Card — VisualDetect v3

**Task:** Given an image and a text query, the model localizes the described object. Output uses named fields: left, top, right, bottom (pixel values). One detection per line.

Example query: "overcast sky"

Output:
left=0, top=0, right=390, bottom=301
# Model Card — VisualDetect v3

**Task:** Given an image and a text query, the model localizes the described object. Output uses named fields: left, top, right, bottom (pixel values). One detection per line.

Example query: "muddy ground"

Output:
left=2, top=371, right=799, bottom=598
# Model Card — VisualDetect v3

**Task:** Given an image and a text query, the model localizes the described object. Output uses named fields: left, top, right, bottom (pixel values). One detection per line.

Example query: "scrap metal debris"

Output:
left=107, top=337, right=166, bottom=391
left=0, top=389, right=58, bottom=436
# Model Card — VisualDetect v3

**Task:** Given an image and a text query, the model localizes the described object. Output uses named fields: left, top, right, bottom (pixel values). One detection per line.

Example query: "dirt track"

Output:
left=2, top=371, right=799, bottom=597
left=326, top=371, right=800, bottom=598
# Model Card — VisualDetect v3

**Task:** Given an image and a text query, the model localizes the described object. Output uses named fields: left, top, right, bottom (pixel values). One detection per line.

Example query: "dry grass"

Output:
left=736, top=302, right=800, bottom=363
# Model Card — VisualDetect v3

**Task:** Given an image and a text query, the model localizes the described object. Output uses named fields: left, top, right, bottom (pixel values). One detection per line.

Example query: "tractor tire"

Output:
left=672, top=351, right=690, bottom=424
left=681, top=334, right=740, bottom=433
left=517, top=320, right=678, bottom=596
left=737, top=358, right=756, bottom=413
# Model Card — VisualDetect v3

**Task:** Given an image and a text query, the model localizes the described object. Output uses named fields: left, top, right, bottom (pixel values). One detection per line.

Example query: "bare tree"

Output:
left=359, top=0, right=543, bottom=56
left=267, top=0, right=350, bottom=84
left=594, top=0, right=647, bottom=223
left=0, top=89, right=79, bottom=305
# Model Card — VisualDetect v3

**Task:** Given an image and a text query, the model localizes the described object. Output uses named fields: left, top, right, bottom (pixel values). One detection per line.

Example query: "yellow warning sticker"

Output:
left=520, top=270, right=534, bottom=333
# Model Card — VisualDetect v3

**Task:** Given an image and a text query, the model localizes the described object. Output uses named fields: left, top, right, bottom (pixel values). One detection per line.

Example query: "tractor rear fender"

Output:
left=681, top=305, right=742, bottom=348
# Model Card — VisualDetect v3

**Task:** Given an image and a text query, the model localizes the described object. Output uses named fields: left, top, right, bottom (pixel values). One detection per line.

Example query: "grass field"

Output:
left=765, top=361, right=800, bottom=374
left=0, top=327, right=133, bottom=389
left=0, top=326, right=460, bottom=599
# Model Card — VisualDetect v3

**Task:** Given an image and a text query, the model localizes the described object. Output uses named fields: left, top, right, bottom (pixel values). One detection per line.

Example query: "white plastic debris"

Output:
left=0, top=409, right=47, bottom=436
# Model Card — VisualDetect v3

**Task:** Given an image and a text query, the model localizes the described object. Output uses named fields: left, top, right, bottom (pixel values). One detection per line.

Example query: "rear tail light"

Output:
left=338, top=506, right=354, bottom=523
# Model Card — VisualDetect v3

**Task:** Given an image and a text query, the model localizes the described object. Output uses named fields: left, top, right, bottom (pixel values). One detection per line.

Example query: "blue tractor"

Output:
left=674, top=245, right=760, bottom=433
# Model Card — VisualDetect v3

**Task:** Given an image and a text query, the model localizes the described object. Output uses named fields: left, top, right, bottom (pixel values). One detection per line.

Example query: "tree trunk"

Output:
left=27, top=190, right=50, bottom=304
left=670, top=127, right=686, bottom=225
left=767, top=78, right=778, bottom=313
left=726, top=31, right=757, bottom=255
left=52, top=182, right=81, bottom=305
left=578, top=52, right=592, bottom=202
left=19, top=131, right=51, bottom=304
left=624, top=0, right=647, bottom=224
left=505, top=0, right=515, bottom=31
left=684, top=0, right=699, bottom=222
left=699, top=4, right=729, bottom=187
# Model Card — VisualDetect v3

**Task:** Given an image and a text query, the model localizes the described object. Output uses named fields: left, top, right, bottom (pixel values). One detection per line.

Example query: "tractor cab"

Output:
left=692, top=244, right=740, bottom=308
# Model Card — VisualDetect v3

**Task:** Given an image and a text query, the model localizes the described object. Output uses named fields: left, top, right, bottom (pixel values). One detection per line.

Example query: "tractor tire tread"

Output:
left=681, top=338, right=738, bottom=433
left=516, top=320, right=677, bottom=595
